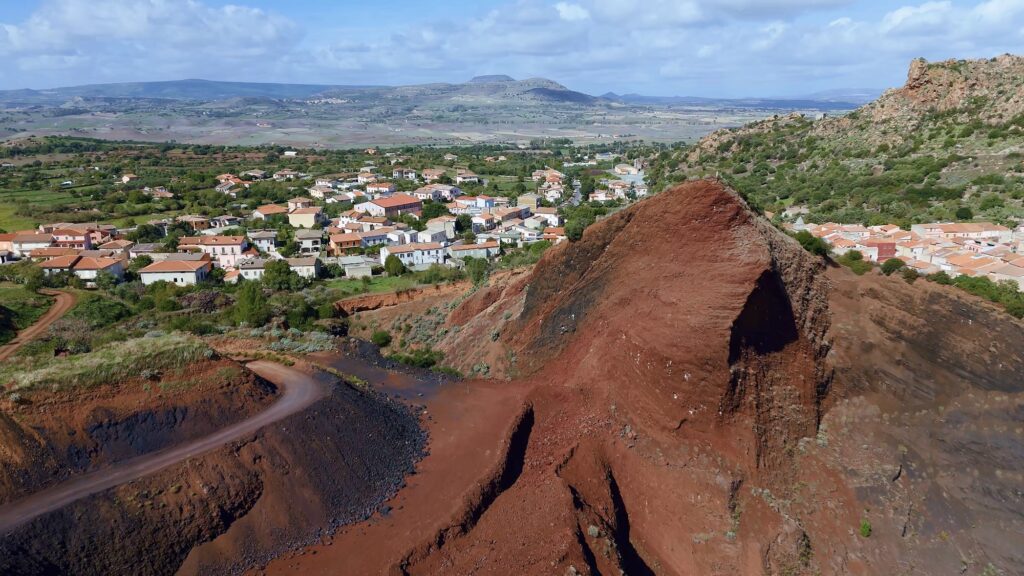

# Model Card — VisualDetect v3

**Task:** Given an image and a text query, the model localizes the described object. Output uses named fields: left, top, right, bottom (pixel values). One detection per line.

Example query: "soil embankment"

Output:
left=0, top=358, right=426, bottom=576
left=0, top=289, right=75, bottom=362
left=335, top=281, right=471, bottom=316
left=265, top=180, right=1024, bottom=576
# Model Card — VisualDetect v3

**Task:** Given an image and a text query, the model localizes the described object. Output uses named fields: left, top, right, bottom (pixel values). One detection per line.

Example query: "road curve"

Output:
left=0, top=360, right=330, bottom=536
left=0, top=289, right=76, bottom=362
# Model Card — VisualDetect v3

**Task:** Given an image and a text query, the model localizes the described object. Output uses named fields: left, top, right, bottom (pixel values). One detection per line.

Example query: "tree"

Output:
left=792, top=230, right=828, bottom=257
left=95, top=270, right=119, bottom=291
left=278, top=240, right=299, bottom=258
left=955, top=206, right=974, bottom=220
left=881, top=258, right=905, bottom=276
left=455, top=213, right=473, bottom=233
left=263, top=259, right=305, bottom=290
left=465, top=257, right=489, bottom=284
left=565, top=218, right=587, bottom=242
left=384, top=254, right=406, bottom=277
left=23, top=265, right=45, bottom=292
left=233, top=281, right=271, bottom=326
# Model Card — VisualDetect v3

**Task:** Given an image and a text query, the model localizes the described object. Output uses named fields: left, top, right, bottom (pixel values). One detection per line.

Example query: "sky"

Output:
left=0, top=0, right=1022, bottom=97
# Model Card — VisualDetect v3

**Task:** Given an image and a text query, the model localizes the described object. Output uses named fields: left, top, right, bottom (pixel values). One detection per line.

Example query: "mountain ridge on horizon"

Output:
left=0, top=76, right=870, bottom=110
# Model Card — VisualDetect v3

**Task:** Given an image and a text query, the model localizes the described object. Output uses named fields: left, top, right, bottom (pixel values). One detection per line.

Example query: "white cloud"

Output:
left=1, top=0, right=1023, bottom=98
left=555, top=2, right=590, bottom=21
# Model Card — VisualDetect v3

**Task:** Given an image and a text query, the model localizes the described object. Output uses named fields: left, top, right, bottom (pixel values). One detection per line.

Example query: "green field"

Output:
left=0, top=188, right=78, bottom=230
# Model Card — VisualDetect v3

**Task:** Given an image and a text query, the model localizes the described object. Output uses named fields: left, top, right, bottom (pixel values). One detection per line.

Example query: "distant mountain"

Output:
left=601, top=92, right=861, bottom=111
left=0, top=76, right=597, bottom=108
left=797, top=88, right=884, bottom=105
left=468, top=75, right=516, bottom=84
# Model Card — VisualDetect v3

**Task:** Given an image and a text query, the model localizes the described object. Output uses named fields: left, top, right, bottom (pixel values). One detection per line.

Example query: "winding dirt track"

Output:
left=0, top=289, right=75, bottom=362
left=0, top=360, right=329, bottom=536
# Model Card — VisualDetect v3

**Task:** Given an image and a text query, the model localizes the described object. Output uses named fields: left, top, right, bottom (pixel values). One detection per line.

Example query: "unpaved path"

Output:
left=0, top=360, right=329, bottom=535
left=0, top=289, right=75, bottom=362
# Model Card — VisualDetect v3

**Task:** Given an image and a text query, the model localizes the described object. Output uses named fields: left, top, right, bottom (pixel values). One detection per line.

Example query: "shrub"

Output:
left=836, top=250, right=873, bottom=275
left=67, top=294, right=133, bottom=328
left=927, top=271, right=954, bottom=285
left=384, top=254, right=406, bottom=277
left=859, top=520, right=872, bottom=538
left=791, top=230, right=828, bottom=257
left=880, top=258, right=905, bottom=276
left=371, top=330, right=392, bottom=348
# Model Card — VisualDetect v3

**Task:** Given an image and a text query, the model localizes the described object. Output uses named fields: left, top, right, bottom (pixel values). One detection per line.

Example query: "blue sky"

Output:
left=0, top=0, right=1022, bottom=97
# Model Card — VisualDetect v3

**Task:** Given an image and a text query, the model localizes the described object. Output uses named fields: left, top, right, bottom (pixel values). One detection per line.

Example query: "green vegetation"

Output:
left=3, top=333, right=212, bottom=393
left=371, top=330, right=392, bottom=348
left=384, top=254, right=406, bottom=277
left=0, top=284, right=53, bottom=344
left=880, top=258, right=906, bottom=276
left=791, top=230, right=828, bottom=257
left=925, top=274, right=1024, bottom=318
left=835, top=250, right=873, bottom=275
left=859, top=519, right=873, bottom=538
left=387, top=347, right=444, bottom=369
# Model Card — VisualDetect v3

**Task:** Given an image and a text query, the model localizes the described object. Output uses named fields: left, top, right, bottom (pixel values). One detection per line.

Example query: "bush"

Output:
left=791, top=230, right=828, bottom=257
left=371, top=330, right=392, bottom=348
left=67, top=294, right=133, bottom=328
left=835, top=250, right=873, bottom=275
left=859, top=520, right=872, bottom=538
left=927, top=271, right=953, bottom=285
left=384, top=254, right=406, bottom=277
left=388, top=347, right=444, bottom=369
left=880, top=258, right=905, bottom=276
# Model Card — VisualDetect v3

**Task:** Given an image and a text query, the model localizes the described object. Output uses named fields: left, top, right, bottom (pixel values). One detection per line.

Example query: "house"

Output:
left=70, top=257, right=125, bottom=286
left=274, top=169, right=301, bottom=181
left=39, top=255, right=81, bottom=276
left=0, top=233, right=15, bottom=255
left=98, top=239, right=134, bottom=254
left=329, top=233, right=362, bottom=255
left=52, top=228, right=93, bottom=250
left=287, top=197, right=314, bottom=212
left=380, top=242, right=446, bottom=268
left=517, top=193, right=541, bottom=209
left=357, top=172, right=379, bottom=184
left=307, top=185, right=334, bottom=200
left=12, top=233, right=54, bottom=258
left=209, top=215, right=241, bottom=229
left=294, top=229, right=324, bottom=254
left=367, top=182, right=396, bottom=196
left=475, top=195, right=496, bottom=209
left=286, top=257, right=320, bottom=279
left=448, top=241, right=500, bottom=260
left=472, top=213, right=496, bottom=231
left=422, top=168, right=445, bottom=182
left=392, top=168, right=418, bottom=181
left=614, top=163, right=640, bottom=176
left=413, top=184, right=462, bottom=201
left=120, top=174, right=139, bottom=184
left=358, top=227, right=394, bottom=248
left=543, top=227, right=567, bottom=242
left=177, top=236, right=248, bottom=268
left=443, top=153, right=458, bottom=162
left=533, top=207, right=561, bottom=227
left=337, top=255, right=374, bottom=278
left=176, top=215, right=210, bottom=231
left=360, top=194, right=422, bottom=218
left=129, top=243, right=160, bottom=259
left=253, top=204, right=289, bottom=220
left=243, top=169, right=268, bottom=180
left=237, top=258, right=269, bottom=281
left=247, top=230, right=278, bottom=253
left=416, top=228, right=448, bottom=244
left=139, top=259, right=213, bottom=286
left=289, top=207, right=326, bottom=229
left=455, top=170, right=479, bottom=185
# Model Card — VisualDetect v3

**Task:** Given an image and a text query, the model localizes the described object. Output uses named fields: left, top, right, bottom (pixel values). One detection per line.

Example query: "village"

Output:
left=0, top=151, right=650, bottom=288
left=789, top=216, right=1024, bottom=290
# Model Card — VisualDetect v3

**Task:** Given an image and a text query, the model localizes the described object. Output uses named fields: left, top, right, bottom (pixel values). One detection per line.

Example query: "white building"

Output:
left=139, top=260, right=213, bottom=286
left=380, top=242, right=446, bottom=268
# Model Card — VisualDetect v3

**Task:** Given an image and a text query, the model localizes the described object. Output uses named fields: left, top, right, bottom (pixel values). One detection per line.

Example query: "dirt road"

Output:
left=0, top=360, right=329, bottom=536
left=0, top=289, right=75, bottom=362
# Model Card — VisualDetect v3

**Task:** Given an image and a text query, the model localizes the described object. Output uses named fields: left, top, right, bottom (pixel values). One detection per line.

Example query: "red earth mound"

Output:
left=395, top=180, right=835, bottom=574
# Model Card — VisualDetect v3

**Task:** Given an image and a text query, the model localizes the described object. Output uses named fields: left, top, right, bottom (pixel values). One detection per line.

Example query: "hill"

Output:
left=670, top=55, right=1024, bottom=226
left=339, top=179, right=1023, bottom=575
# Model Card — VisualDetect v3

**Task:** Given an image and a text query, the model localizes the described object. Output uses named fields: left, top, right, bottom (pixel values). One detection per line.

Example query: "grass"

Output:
left=325, top=275, right=421, bottom=296
left=0, top=284, right=53, bottom=344
left=2, top=333, right=214, bottom=394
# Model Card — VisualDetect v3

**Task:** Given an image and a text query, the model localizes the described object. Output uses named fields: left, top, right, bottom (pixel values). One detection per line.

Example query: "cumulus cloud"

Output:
left=1, top=0, right=1023, bottom=97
